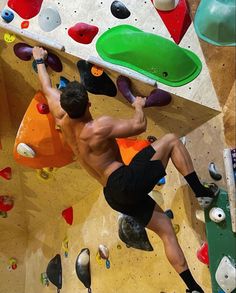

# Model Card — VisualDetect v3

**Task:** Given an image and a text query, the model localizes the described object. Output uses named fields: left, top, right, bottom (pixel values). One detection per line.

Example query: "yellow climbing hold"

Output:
left=4, top=32, right=16, bottom=43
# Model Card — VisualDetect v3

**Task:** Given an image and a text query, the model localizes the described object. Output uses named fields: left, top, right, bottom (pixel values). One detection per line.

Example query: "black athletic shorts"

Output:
left=103, top=145, right=166, bottom=226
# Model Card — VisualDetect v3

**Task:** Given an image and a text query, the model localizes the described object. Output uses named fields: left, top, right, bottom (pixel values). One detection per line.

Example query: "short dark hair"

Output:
left=60, top=81, right=88, bottom=119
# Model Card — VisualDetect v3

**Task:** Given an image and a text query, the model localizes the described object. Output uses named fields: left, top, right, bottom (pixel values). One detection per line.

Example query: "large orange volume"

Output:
left=13, top=91, right=74, bottom=169
left=116, top=138, right=150, bottom=165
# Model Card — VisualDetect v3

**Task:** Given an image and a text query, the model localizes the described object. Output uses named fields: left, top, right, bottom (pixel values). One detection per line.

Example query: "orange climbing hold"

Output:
left=13, top=91, right=74, bottom=169
left=116, top=138, right=150, bottom=165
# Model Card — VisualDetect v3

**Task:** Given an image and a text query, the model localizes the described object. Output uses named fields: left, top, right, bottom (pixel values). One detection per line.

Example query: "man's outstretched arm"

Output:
left=32, top=46, right=65, bottom=120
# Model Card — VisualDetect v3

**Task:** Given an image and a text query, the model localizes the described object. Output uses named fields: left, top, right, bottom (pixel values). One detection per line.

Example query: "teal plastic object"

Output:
left=96, top=25, right=202, bottom=87
left=194, top=0, right=236, bottom=46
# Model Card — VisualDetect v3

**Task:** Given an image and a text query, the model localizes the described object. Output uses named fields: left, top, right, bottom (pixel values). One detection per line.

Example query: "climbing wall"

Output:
left=0, top=54, right=27, bottom=293
left=0, top=0, right=235, bottom=293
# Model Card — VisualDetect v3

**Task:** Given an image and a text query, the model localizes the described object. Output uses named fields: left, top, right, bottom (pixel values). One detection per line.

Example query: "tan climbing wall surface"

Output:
left=0, top=0, right=235, bottom=293
left=0, top=53, right=27, bottom=293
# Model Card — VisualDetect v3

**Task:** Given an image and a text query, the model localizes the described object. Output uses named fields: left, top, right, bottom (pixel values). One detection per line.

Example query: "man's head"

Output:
left=60, top=81, right=89, bottom=119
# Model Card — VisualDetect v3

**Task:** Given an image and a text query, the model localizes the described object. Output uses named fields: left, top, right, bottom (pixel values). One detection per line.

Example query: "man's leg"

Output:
left=150, top=133, right=218, bottom=208
left=146, top=204, right=204, bottom=292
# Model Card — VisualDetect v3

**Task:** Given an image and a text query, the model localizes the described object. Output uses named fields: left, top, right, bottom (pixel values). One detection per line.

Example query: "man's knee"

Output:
left=162, top=133, right=180, bottom=147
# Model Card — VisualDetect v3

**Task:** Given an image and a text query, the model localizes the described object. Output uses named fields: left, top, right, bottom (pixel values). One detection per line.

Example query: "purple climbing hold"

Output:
left=116, top=75, right=135, bottom=104
left=117, top=75, right=172, bottom=107
left=145, top=88, right=172, bottom=107
left=47, top=52, right=63, bottom=72
left=111, top=1, right=131, bottom=19
left=13, top=43, right=32, bottom=61
left=13, top=43, right=63, bottom=72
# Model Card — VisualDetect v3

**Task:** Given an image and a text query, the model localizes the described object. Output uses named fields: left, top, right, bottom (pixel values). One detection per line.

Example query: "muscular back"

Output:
left=59, top=115, right=124, bottom=186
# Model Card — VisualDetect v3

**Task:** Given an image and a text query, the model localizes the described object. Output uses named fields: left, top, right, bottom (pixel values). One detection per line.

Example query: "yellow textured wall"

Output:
left=0, top=53, right=27, bottom=293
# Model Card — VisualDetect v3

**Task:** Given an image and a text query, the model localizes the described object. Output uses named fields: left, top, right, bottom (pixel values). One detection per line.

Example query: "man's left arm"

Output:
left=32, top=46, right=65, bottom=120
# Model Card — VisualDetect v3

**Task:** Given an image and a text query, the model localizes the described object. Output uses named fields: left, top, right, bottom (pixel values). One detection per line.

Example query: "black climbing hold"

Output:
left=164, top=209, right=174, bottom=219
left=46, top=254, right=62, bottom=291
left=77, top=60, right=117, bottom=97
left=118, top=214, right=153, bottom=251
left=75, top=248, right=92, bottom=293
left=208, top=162, right=222, bottom=181
left=110, top=1, right=131, bottom=19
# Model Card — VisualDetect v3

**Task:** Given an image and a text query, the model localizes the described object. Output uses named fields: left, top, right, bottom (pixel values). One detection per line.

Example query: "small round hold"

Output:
left=164, top=209, right=174, bottom=219
left=105, top=259, right=110, bottom=269
left=110, top=1, right=131, bottom=19
left=98, top=244, right=109, bottom=260
left=4, top=32, right=16, bottom=43
left=91, top=65, right=104, bottom=77
left=209, top=207, right=226, bottom=223
left=147, top=136, right=157, bottom=143
left=36, top=103, right=50, bottom=114
left=37, top=169, right=52, bottom=181
left=173, top=224, right=180, bottom=234
left=1, top=9, right=14, bottom=23
left=17, top=143, right=36, bottom=158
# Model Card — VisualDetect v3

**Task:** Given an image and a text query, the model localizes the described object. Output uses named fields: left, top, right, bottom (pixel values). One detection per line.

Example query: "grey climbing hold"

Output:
left=38, top=7, right=61, bottom=32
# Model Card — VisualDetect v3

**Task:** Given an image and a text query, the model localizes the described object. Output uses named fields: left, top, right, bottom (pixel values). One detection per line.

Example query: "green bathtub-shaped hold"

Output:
left=96, top=25, right=202, bottom=87
left=194, top=0, right=236, bottom=46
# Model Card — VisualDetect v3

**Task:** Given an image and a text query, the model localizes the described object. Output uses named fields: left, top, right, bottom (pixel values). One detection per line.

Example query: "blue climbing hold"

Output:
left=1, top=9, right=14, bottom=23
left=157, top=177, right=166, bottom=186
left=57, top=76, right=70, bottom=90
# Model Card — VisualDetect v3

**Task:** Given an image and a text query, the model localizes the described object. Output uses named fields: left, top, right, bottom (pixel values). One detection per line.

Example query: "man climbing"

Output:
left=33, top=46, right=218, bottom=293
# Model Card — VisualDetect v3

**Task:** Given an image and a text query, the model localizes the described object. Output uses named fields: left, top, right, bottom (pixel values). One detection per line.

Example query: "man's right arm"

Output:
left=93, top=96, right=147, bottom=139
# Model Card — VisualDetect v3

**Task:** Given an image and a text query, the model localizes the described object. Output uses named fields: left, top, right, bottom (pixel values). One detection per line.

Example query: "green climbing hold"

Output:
left=96, top=25, right=202, bottom=87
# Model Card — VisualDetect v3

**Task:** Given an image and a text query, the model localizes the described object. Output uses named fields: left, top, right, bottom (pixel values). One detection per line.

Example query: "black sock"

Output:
left=184, top=171, right=214, bottom=198
left=180, top=269, right=204, bottom=292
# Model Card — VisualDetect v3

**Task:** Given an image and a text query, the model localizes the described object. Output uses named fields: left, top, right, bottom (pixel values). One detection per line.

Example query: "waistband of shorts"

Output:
left=104, top=165, right=126, bottom=189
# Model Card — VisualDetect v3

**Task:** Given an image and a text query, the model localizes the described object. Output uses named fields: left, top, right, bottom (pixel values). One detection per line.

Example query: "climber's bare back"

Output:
left=59, top=115, right=124, bottom=186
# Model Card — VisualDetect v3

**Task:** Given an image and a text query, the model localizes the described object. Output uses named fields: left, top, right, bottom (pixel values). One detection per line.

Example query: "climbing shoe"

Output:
left=197, top=182, right=219, bottom=208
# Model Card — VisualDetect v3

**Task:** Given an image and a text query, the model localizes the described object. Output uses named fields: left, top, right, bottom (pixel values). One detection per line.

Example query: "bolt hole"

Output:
left=163, top=72, right=168, bottom=77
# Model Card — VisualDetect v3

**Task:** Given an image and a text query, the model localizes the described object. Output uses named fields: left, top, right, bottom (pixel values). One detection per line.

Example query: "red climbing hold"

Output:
left=197, top=242, right=209, bottom=265
left=151, top=0, right=191, bottom=44
left=8, top=0, right=43, bottom=20
left=0, top=196, right=14, bottom=212
left=21, top=21, right=29, bottom=29
left=62, top=207, right=73, bottom=225
left=36, top=103, right=50, bottom=114
left=68, top=23, right=99, bottom=44
left=0, top=167, right=12, bottom=180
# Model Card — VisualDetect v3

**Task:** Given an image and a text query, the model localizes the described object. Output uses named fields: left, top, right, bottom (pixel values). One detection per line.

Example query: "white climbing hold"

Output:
left=215, top=256, right=236, bottom=293
left=16, top=143, right=36, bottom=158
left=209, top=207, right=226, bottom=223
left=38, top=7, right=61, bottom=32
left=153, top=0, right=179, bottom=11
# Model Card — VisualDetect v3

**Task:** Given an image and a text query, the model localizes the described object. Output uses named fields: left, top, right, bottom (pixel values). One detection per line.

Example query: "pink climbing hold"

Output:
left=0, top=167, right=12, bottom=180
left=8, top=0, right=43, bottom=20
left=62, top=207, right=73, bottom=225
left=68, top=23, right=99, bottom=44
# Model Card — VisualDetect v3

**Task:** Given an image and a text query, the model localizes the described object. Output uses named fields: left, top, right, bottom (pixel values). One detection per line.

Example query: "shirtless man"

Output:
left=33, top=46, right=218, bottom=293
